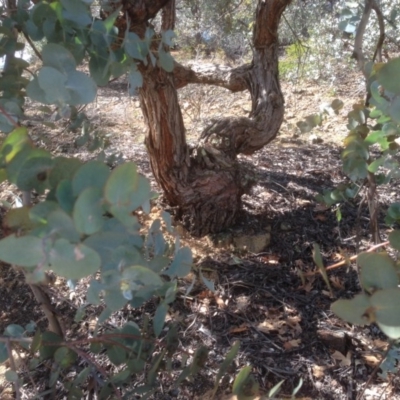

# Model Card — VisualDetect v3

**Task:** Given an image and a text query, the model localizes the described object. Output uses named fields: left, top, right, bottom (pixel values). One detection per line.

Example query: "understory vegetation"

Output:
left=1, top=0, right=400, bottom=399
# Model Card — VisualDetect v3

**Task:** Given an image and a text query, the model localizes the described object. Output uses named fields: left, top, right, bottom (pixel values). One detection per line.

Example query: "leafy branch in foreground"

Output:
left=311, top=235, right=400, bottom=383
left=315, top=56, right=400, bottom=347
left=0, top=125, right=270, bottom=398
left=331, top=231, right=400, bottom=340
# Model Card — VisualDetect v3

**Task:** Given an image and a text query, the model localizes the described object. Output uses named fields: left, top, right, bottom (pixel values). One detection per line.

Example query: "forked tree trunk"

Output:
left=116, top=0, right=291, bottom=236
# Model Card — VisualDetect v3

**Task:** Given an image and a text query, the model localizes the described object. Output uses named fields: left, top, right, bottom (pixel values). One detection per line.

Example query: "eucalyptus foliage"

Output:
left=277, top=0, right=400, bottom=382
left=279, top=0, right=400, bottom=81
left=3, top=0, right=400, bottom=395
left=0, top=0, right=256, bottom=397
left=0, top=125, right=196, bottom=395
left=329, top=57, right=400, bottom=369
left=175, top=0, right=255, bottom=59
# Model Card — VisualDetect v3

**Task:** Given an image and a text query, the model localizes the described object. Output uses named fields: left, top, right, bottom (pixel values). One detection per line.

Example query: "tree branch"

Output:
left=351, top=0, right=385, bottom=69
left=137, top=0, right=291, bottom=234
left=28, top=283, right=64, bottom=337
left=371, top=0, right=385, bottom=63
left=253, top=0, right=292, bottom=47
left=173, top=61, right=250, bottom=92
left=6, top=338, right=21, bottom=400
left=22, top=30, right=42, bottom=61
left=197, top=0, right=290, bottom=156
left=120, top=0, right=171, bottom=24
left=352, top=0, right=372, bottom=75
left=161, top=0, right=175, bottom=31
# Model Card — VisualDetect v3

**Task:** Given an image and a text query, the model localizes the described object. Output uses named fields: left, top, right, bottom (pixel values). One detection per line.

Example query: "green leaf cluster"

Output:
left=0, top=128, right=194, bottom=313
left=296, top=99, right=343, bottom=134
left=0, top=127, right=260, bottom=398
left=0, top=126, right=208, bottom=397
left=317, top=58, right=400, bottom=222
left=0, top=1, right=175, bottom=132
left=332, top=232, right=400, bottom=339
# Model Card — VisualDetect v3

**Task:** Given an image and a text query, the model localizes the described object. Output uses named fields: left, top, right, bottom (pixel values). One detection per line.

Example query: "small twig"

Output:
left=356, top=342, right=393, bottom=400
left=0, top=337, right=33, bottom=343
left=367, top=171, right=381, bottom=244
left=0, top=104, right=19, bottom=128
left=352, top=0, right=374, bottom=105
left=377, top=374, right=393, bottom=400
left=6, top=338, right=21, bottom=400
left=324, top=240, right=388, bottom=272
left=282, top=14, right=306, bottom=47
left=183, top=314, right=198, bottom=337
left=22, top=30, right=42, bottom=61
left=355, top=189, right=367, bottom=255
left=303, top=240, right=389, bottom=277
left=28, top=283, right=64, bottom=337
left=371, top=0, right=385, bottom=63
left=71, top=345, right=123, bottom=400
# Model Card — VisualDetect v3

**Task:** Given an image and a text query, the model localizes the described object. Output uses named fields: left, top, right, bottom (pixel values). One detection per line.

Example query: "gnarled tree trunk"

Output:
left=113, top=0, right=291, bottom=236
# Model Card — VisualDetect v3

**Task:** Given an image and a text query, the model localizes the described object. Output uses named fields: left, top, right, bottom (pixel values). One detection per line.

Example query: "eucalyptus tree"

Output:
left=105, top=0, right=291, bottom=235
left=0, top=0, right=292, bottom=237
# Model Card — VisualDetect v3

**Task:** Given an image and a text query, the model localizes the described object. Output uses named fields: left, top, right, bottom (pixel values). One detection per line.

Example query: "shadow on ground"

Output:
left=1, top=139, right=398, bottom=399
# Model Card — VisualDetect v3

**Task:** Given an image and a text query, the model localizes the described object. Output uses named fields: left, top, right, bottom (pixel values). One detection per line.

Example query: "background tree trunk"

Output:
left=117, top=0, right=291, bottom=236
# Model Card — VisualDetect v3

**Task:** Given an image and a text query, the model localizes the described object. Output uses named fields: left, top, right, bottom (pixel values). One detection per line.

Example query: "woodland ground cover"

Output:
left=1, top=1, right=400, bottom=399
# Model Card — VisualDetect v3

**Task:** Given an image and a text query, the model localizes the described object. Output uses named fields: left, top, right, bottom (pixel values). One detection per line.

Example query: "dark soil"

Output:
left=0, top=66, right=399, bottom=400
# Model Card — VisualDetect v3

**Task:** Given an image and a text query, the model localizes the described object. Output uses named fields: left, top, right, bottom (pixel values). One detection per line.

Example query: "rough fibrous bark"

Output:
left=115, top=0, right=291, bottom=235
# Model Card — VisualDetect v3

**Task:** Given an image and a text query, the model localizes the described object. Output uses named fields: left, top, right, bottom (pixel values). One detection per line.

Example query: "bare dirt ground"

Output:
left=1, top=58, right=400, bottom=400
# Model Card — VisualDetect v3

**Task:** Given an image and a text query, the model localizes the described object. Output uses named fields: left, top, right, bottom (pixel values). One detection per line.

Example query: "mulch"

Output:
left=153, top=141, right=400, bottom=400
left=1, top=73, right=400, bottom=399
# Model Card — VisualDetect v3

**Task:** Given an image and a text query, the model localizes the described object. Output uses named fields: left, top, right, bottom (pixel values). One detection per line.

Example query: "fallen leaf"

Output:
left=315, top=214, right=327, bottom=221
left=229, top=324, right=249, bottom=334
left=257, top=320, right=275, bottom=333
left=55, top=277, right=64, bottom=286
left=332, top=350, right=352, bottom=366
left=330, top=276, right=345, bottom=290
left=373, top=339, right=388, bottom=351
left=284, top=305, right=296, bottom=314
left=0, top=387, right=14, bottom=400
left=283, top=339, right=301, bottom=350
left=260, top=254, right=280, bottom=264
left=332, top=252, right=345, bottom=261
left=286, top=316, right=302, bottom=334
left=312, top=365, right=325, bottom=379
left=287, top=315, right=301, bottom=323
left=265, top=307, right=281, bottom=317
left=314, top=203, right=330, bottom=212
left=298, top=280, right=314, bottom=292
left=166, top=310, right=183, bottom=323
left=198, top=290, right=213, bottom=299
left=215, top=296, right=226, bottom=309
left=88, top=318, right=97, bottom=331
left=199, top=303, right=209, bottom=314
left=258, top=319, right=287, bottom=335
left=362, top=353, right=381, bottom=367
left=297, top=199, right=311, bottom=206
left=236, top=295, right=250, bottom=311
